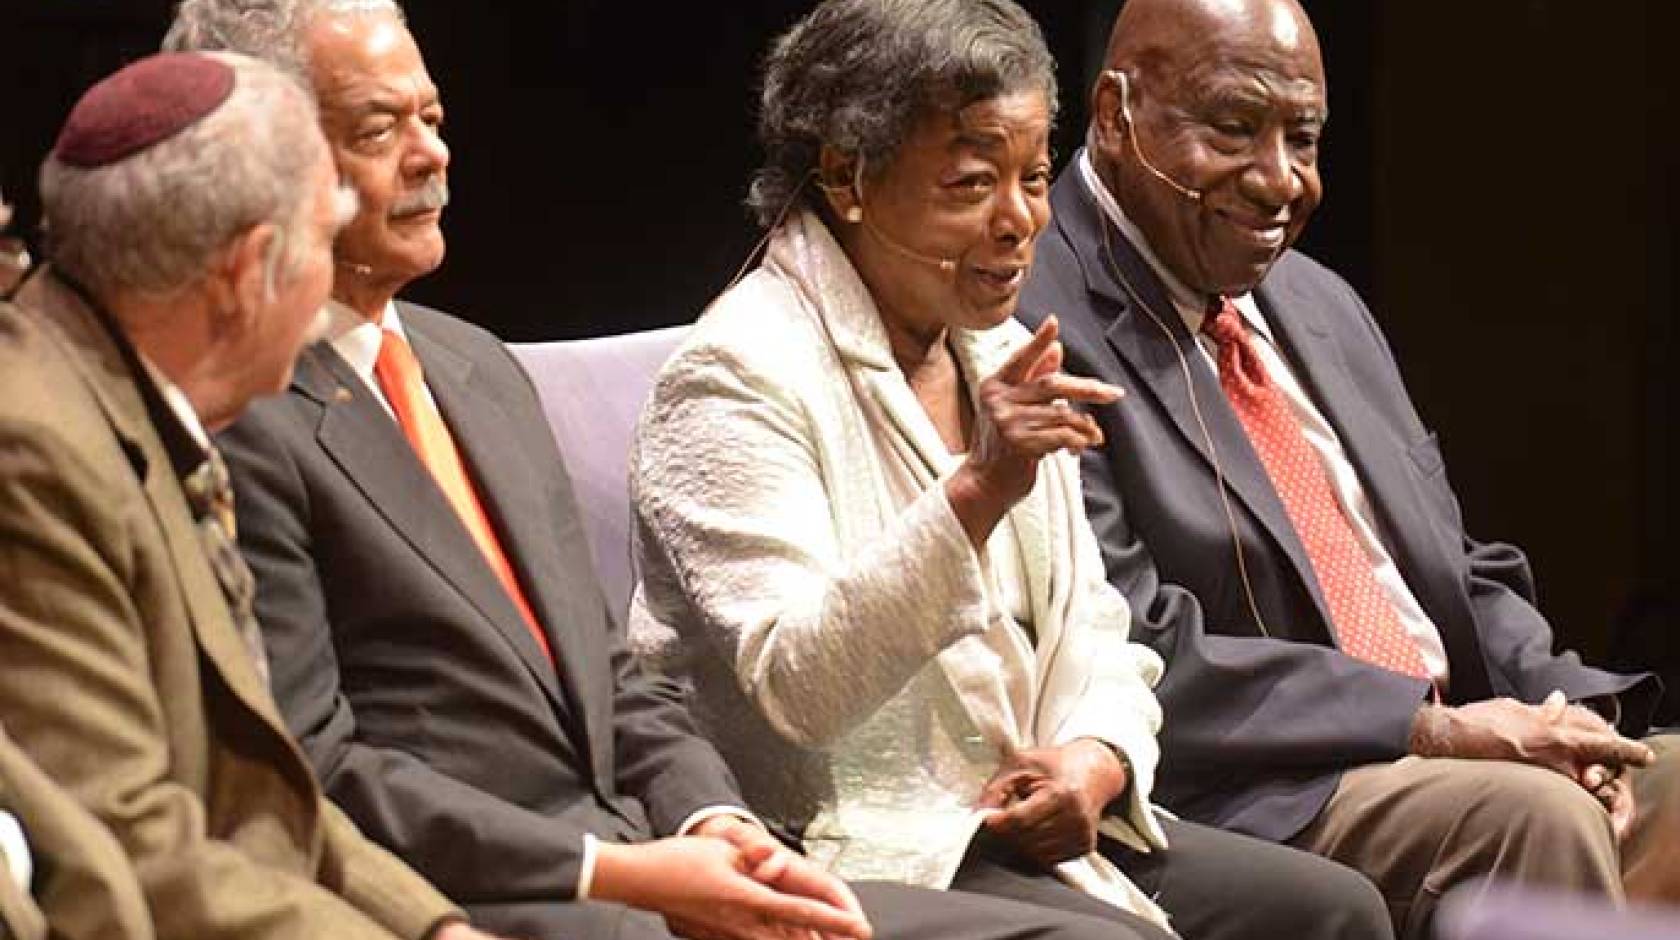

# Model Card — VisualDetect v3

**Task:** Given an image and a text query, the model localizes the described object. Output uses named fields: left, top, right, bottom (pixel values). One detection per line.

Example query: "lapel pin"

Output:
left=334, top=387, right=354, bottom=404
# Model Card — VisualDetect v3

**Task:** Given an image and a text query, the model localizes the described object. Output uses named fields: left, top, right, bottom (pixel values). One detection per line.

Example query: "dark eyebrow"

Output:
left=1189, top=84, right=1270, bottom=115
left=950, top=126, right=1050, bottom=157
left=1188, top=86, right=1327, bottom=129
left=343, top=86, right=442, bottom=119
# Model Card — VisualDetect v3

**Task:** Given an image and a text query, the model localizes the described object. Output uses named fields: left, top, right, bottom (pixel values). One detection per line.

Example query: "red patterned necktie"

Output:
left=1203, top=297, right=1429, bottom=679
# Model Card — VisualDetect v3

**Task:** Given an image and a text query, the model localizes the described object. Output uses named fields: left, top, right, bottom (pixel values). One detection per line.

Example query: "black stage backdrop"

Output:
left=2, top=2, right=1675, bottom=708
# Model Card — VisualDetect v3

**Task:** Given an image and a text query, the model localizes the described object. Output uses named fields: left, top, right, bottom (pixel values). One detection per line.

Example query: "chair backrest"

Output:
left=509, top=326, right=688, bottom=623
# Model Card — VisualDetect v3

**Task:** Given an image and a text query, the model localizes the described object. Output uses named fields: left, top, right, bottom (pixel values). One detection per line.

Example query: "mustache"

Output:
left=390, top=178, right=449, bottom=218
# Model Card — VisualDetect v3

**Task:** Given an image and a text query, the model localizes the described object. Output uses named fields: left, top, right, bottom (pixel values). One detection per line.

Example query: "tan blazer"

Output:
left=0, top=858, right=40, bottom=940
left=0, top=725, right=149, bottom=940
left=633, top=212, right=1170, bottom=927
left=0, top=272, right=457, bottom=939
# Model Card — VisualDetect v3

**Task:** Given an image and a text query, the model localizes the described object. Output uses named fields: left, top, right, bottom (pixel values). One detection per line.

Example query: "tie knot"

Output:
left=1202, top=297, right=1246, bottom=348
left=375, top=327, right=422, bottom=384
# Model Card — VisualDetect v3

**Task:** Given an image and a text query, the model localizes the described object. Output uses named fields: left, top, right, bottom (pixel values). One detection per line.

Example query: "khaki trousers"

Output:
left=1623, top=733, right=1680, bottom=901
left=1290, top=734, right=1680, bottom=940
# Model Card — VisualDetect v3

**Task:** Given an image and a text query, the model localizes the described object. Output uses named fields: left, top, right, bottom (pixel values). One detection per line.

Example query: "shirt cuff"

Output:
left=675, top=804, right=761, bottom=837
left=577, top=833, right=599, bottom=900
left=0, top=811, right=31, bottom=891
left=580, top=806, right=762, bottom=901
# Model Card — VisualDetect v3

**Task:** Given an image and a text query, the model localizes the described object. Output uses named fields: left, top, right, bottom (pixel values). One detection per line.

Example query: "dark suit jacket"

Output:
left=0, top=272, right=456, bottom=939
left=1018, top=162, right=1654, bottom=843
left=218, top=302, right=746, bottom=938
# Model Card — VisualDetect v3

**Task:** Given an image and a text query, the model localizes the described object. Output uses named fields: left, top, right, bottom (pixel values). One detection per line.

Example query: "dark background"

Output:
left=3, top=2, right=1675, bottom=700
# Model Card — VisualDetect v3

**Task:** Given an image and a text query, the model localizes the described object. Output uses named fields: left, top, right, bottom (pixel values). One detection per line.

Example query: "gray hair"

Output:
left=748, top=0, right=1057, bottom=228
left=162, top=0, right=404, bottom=79
left=40, top=53, right=326, bottom=299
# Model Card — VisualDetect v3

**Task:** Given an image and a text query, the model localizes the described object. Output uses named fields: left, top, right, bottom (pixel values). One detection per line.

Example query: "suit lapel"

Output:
left=1054, top=175, right=1333, bottom=628
left=293, top=341, right=574, bottom=723
left=403, top=314, right=602, bottom=761
left=1258, top=282, right=1493, bottom=694
left=31, top=274, right=299, bottom=738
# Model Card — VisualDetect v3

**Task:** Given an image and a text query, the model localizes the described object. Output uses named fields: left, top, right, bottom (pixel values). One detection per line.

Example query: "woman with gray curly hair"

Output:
left=632, top=2, right=1393, bottom=939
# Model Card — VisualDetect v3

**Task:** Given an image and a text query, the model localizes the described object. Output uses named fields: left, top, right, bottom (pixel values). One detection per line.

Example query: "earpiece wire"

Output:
left=1096, top=221, right=1272, bottom=639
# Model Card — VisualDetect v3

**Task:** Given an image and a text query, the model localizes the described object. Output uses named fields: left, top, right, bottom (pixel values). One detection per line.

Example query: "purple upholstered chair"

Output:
left=1436, top=881, right=1680, bottom=940
left=509, top=327, right=687, bottom=625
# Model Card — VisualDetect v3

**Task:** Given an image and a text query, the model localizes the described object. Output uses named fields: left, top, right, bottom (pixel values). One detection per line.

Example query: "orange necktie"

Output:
left=374, top=327, right=555, bottom=666
left=1203, top=298, right=1429, bottom=680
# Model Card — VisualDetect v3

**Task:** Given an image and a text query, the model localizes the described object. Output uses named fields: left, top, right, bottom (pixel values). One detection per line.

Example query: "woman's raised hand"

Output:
left=946, top=316, right=1123, bottom=547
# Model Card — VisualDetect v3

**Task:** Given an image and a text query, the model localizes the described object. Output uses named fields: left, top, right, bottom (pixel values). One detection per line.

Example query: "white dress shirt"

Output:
left=323, top=299, right=417, bottom=419
left=138, top=356, right=210, bottom=453
left=0, top=811, right=30, bottom=891
left=1078, top=152, right=1450, bottom=684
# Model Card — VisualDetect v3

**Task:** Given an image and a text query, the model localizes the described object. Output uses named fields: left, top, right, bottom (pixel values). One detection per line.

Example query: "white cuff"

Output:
left=676, top=804, right=761, bottom=836
left=577, top=833, right=599, bottom=900
left=581, top=806, right=760, bottom=901
left=0, top=811, right=31, bottom=891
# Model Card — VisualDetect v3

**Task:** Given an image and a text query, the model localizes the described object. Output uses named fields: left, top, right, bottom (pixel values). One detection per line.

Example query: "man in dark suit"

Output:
left=1018, top=0, right=1679, bottom=935
left=0, top=52, right=494, bottom=940
left=186, top=4, right=1191, bottom=940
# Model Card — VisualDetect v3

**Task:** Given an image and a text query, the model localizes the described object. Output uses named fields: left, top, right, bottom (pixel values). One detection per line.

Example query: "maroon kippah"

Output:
left=54, top=53, right=236, bottom=169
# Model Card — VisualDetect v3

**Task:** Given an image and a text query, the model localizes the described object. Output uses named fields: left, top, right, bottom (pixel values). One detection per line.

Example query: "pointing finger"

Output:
left=1014, top=374, right=1124, bottom=406
left=1023, top=339, right=1063, bottom=384
left=997, top=317, right=1059, bottom=386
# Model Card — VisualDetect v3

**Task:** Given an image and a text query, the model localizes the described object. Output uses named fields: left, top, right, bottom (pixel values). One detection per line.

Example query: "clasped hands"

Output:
left=592, top=814, right=871, bottom=940
left=1410, top=693, right=1653, bottom=840
left=975, top=738, right=1129, bottom=867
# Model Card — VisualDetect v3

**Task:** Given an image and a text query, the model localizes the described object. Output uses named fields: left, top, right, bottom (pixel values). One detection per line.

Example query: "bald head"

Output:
left=1088, top=0, right=1327, bottom=297
left=1104, top=0, right=1321, bottom=82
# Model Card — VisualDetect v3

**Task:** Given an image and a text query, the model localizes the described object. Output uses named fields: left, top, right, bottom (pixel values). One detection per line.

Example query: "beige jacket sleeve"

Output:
left=0, top=426, right=452, bottom=940
left=0, top=726, right=153, bottom=940
left=0, top=863, right=44, bottom=940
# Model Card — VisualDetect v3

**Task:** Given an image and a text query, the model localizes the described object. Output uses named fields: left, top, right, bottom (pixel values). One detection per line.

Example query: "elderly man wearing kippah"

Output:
left=0, top=51, right=507, bottom=940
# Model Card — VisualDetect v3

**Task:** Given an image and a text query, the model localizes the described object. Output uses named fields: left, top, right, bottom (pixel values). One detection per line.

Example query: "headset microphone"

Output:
left=860, top=213, right=958, bottom=273
left=1110, top=71, right=1204, bottom=204
left=821, top=160, right=960, bottom=274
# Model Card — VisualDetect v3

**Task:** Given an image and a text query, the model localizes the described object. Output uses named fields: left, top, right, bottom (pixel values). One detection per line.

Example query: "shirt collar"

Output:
left=137, top=353, right=209, bottom=452
left=1076, top=149, right=1272, bottom=343
left=325, top=297, right=403, bottom=386
left=134, top=352, right=214, bottom=482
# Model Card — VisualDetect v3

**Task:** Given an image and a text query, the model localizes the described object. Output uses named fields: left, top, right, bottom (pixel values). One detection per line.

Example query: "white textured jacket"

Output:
left=631, top=212, right=1171, bottom=926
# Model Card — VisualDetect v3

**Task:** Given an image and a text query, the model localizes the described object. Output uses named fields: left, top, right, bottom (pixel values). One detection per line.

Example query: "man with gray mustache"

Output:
left=168, top=3, right=888, bottom=940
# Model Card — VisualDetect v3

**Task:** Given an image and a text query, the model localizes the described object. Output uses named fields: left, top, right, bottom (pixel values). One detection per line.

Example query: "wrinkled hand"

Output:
left=1575, top=761, right=1638, bottom=841
left=690, top=815, right=868, bottom=936
left=1536, top=692, right=1640, bottom=841
left=592, top=831, right=871, bottom=940
left=1410, top=697, right=1653, bottom=781
left=975, top=739, right=1128, bottom=867
left=948, top=317, right=1123, bottom=545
